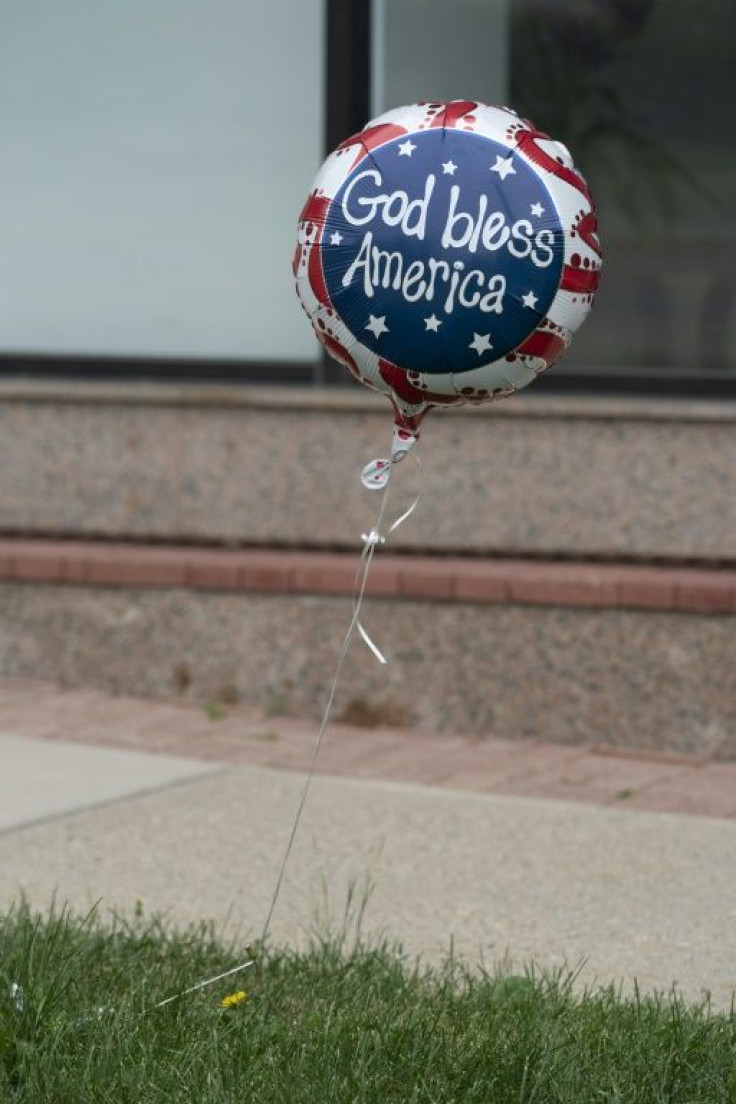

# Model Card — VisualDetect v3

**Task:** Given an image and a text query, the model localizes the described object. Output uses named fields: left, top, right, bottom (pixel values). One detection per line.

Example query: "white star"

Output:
left=329, top=230, right=343, bottom=245
left=521, top=291, right=539, bottom=309
left=398, top=139, right=416, bottom=157
left=530, top=202, right=545, bottom=217
left=424, top=314, right=442, bottom=332
left=365, top=314, right=389, bottom=338
left=490, top=154, right=516, bottom=180
left=469, top=333, right=493, bottom=356
left=441, top=160, right=457, bottom=175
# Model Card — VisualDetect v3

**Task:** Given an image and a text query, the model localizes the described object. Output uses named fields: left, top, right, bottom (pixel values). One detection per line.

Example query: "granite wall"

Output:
left=0, top=581, right=732, bottom=759
left=0, top=381, right=734, bottom=561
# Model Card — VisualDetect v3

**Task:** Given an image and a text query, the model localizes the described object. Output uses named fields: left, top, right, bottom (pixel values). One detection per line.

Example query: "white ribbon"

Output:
left=355, top=448, right=423, bottom=665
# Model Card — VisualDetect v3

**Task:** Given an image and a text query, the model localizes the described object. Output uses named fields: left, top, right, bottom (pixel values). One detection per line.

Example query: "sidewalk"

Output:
left=0, top=678, right=734, bottom=1011
left=0, top=678, right=734, bottom=819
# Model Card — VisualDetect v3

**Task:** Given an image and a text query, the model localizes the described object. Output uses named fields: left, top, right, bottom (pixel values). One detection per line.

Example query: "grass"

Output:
left=0, top=902, right=734, bottom=1103
left=204, top=700, right=228, bottom=722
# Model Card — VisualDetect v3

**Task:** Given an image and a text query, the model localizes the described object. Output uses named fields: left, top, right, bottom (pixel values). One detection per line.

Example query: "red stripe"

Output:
left=575, top=210, right=603, bottom=259
left=514, top=128, right=593, bottom=207
left=339, top=122, right=408, bottom=169
left=517, top=330, right=567, bottom=367
left=428, top=101, right=478, bottom=129
left=321, top=332, right=357, bottom=374
left=298, top=192, right=330, bottom=228
left=391, top=401, right=428, bottom=433
left=560, top=265, right=600, bottom=294
left=379, top=360, right=459, bottom=408
left=308, top=246, right=330, bottom=308
left=298, top=193, right=332, bottom=308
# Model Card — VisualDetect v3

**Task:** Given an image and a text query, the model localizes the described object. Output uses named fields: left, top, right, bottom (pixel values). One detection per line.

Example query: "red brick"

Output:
left=7, top=540, right=72, bottom=582
left=618, top=567, right=679, bottom=611
left=506, top=562, right=620, bottom=608
left=502, top=562, right=554, bottom=604
left=362, top=558, right=402, bottom=597
left=185, top=550, right=245, bottom=590
left=84, top=546, right=190, bottom=587
left=60, top=544, right=96, bottom=582
left=239, top=552, right=294, bottom=592
left=313, top=731, right=408, bottom=777
left=399, top=558, right=456, bottom=600
left=545, top=576, right=620, bottom=607
left=591, top=743, right=705, bottom=768
left=12, top=552, right=65, bottom=581
left=292, top=552, right=361, bottom=594
left=2, top=541, right=734, bottom=624
left=624, top=763, right=736, bottom=818
left=675, top=572, right=736, bottom=614
left=72, top=544, right=119, bottom=578
left=454, top=563, right=509, bottom=603
left=499, top=750, right=683, bottom=807
left=0, top=542, right=17, bottom=576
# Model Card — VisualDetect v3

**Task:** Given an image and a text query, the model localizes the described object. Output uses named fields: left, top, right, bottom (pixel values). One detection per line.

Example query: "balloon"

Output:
left=294, top=101, right=601, bottom=442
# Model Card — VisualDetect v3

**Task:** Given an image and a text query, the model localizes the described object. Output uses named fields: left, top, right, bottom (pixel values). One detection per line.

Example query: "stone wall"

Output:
left=1, top=379, right=733, bottom=759
left=0, top=581, right=733, bottom=760
left=0, top=380, right=734, bottom=561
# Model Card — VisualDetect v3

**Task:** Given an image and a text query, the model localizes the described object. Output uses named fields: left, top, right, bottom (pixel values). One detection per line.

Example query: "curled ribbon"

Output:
left=355, top=444, right=423, bottom=665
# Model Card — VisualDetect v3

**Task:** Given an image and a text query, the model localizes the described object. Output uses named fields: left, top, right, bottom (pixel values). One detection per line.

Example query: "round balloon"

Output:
left=294, top=101, right=601, bottom=435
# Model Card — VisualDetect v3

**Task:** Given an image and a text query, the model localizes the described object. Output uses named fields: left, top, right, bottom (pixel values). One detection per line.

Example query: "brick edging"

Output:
left=0, top=539, right=734, bottom=614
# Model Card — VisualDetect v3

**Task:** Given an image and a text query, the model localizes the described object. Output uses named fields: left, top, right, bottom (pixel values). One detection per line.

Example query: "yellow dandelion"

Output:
left=220, top=990, right=247, bottom=1009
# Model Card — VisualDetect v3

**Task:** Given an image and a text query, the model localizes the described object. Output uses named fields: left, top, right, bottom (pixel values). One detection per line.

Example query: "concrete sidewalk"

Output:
left=0, top=678, right=734, bottom=1011
left=0, top=732, right=218, bottom=832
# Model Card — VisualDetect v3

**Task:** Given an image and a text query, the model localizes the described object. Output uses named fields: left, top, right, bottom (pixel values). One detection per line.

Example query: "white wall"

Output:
left=0, top=0, right=323, bottom=360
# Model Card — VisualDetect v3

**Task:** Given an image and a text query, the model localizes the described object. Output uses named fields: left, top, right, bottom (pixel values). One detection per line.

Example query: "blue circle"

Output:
left=321, top=129, right=564, bottom=376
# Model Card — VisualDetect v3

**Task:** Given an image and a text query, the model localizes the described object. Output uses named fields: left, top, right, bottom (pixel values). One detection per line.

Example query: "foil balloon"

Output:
left=294, top=101, right=601, bottom=460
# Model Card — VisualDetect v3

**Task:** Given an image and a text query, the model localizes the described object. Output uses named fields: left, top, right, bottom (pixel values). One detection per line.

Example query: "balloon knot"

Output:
left=361, top=529, right=385, bottom=547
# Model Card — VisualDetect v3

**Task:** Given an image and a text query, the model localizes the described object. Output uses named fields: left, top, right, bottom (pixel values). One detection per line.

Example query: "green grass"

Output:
left=0, top=902, right=734, bottom=1103
left=204, top=700, right=228, bottom=722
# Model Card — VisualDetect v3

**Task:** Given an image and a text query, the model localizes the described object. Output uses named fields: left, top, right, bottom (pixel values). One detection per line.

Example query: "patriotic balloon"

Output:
left=294, top=101, right=601, bottom=455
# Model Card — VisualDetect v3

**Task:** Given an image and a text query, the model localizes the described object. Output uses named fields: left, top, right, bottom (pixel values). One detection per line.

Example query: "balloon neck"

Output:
left=391, top=398, right=429, bottom=437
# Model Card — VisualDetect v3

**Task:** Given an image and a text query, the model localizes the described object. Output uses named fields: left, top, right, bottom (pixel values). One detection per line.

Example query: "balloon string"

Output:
left=151, top=439, right=420, bottom=1010
left=258, top=464, right=397, bottom=946
left=154, top=960, right=256, bottom=1010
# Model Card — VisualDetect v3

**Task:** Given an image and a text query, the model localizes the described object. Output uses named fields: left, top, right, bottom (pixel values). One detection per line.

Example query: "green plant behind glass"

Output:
left=509, top=0, right=707, bottom=232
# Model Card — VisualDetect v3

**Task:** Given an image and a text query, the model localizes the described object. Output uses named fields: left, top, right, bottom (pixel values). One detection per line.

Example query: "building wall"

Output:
left=0, top=382, right=733, bottom=561
left=0, top=581, right=732, bottom=760
left=0, top=381, right=732, bottom=757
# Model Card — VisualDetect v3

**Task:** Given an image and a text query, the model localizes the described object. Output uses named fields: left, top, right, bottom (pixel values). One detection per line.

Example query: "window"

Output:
left=0, top=0, right=324, bottom=379
left=370, top=0, right=736, bottom=394
left=3, top=0, right=733, bottom=394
